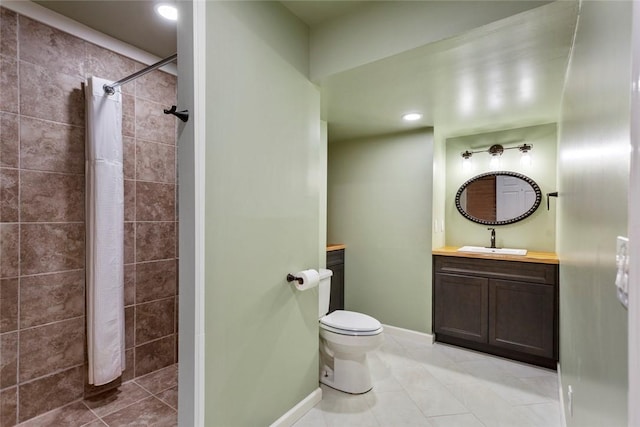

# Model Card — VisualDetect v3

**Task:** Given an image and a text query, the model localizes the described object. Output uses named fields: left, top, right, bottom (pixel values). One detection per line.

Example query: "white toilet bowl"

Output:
left=319, top=310, right=383, bottom=394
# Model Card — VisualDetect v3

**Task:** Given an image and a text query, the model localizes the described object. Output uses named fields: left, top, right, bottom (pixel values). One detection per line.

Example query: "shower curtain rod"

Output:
left=103, top=53, right=177, bottom=95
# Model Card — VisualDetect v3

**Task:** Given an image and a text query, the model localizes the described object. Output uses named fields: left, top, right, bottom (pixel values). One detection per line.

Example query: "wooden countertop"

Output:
left=433, top=246, right=558, bottom=265
left=327, top=244, right=346, bottom=252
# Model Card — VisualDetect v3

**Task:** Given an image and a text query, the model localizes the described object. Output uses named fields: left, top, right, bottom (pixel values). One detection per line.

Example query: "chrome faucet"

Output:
left=487, top=228, right=496, bottom=248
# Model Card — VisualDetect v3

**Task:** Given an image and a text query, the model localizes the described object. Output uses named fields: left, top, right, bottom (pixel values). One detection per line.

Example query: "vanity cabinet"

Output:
left=327, top=248, right=345, bottom=313
left=433, top=254, right=558, bottom=369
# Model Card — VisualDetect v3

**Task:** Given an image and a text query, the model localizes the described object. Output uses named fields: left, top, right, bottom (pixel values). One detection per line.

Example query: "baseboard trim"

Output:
left=270, top=387, right=322, bottom=427
left=557, top=362, right=567, bottom=427
left=382, top=324, right=435, bottom=344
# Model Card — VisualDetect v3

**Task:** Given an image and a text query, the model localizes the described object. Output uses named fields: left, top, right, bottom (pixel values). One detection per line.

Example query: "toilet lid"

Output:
left=320, top=310, right=381, bottom=332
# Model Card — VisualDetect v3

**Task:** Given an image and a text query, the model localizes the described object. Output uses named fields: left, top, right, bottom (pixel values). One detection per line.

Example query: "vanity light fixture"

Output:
left=519, top=143, right=532, bottom=167
left=461, top=150, right=473, bottom=171
left=402, top=112, right=423, bottom=122
left=155, top=3, right=178, bottom=21
left=460, top=143, right=533, bottom=169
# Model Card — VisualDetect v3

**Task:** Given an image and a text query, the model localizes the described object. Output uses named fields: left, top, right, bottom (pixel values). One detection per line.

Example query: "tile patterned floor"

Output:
left=16, top=364, right=178, bottom=427
left=15, top=335, right=562, bottom=427
left=294, top=334, right=563, bottom=427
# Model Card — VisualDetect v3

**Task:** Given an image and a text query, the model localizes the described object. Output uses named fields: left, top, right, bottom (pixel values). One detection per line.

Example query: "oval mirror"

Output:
left=455, top=171, right=542, bottom=225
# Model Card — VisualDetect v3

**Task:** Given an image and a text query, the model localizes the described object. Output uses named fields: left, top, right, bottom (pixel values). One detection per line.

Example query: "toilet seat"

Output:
left=320, top=310, right=383, bottom=336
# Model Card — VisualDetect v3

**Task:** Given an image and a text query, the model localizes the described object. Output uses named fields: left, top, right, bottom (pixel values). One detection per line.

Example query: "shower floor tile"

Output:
left=15, top=363, right=178, bottom=427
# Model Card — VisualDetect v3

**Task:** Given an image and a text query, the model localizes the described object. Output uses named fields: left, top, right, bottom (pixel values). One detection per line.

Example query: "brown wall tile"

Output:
left=0, top=112, right=19, bottom=168
left=136, top=98, right=175, bottom=145
left=0, top=224, right=18, bottom=278
left=135, top=298, right=174, bottom=345
left=134, top=335, right=174, bottom=377
left=20, top=270, right=84, bottom=328
left=20, top=223, right=84, bottom=275
left=18, top=365, right=83, bottom=422
left=85, top=43, right=136, bottom=95
left=0, top=56, right=18, bottom=114
left=123, top=113, right=135, bottom=137
left=125, top=306, right=134, bottom=350
left=174, top=333, right=178, bottom=362
left=124, top=222, right=135, bottom=264
left=123, top=137, right=135, bottom=179
left=122, top=93, right=135, bottom=116
left=19, top=16, right=85, bottom=78
left=136, top=222, right=175, bottom=262
left=0, top=387, right=17, bottom=427
left=20, top=171, right=84, bottom=222
left=0, top=332, right=17, bottom=388
left=136, top=182, right=175, bottom=221
left=175, top=295, right=179, bottom=336
left=136, top=139, right=175, bottom=183
left=0, top=8, right=18, bottom=58
left=19, top=317, right=84, bottom=382
left=20, top=61, right=84, bottom=126
left=124, top=179, right=135, bottom=222
left=136, top=70, right=176, bottom=106
left=0, top=168, right=18, bottom=222
left=20, top=117, right=85, bottom=174
left=124, top=264, right=135, bottom=307
left=0, top=279, right=17, bottom=333
left=136, top=260, right=176, bottom=303
left=122, top=349, right=134, bottom=382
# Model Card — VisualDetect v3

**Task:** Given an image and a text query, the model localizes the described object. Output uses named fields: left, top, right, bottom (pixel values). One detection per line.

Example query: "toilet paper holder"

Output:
left=286, top=274, right=304, bottom=285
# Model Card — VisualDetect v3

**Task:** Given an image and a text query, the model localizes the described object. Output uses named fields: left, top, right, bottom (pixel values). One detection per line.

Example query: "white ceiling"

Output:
left=320, top=1, right=578, bottom=141
left=30, top=1, right=578, bottom=143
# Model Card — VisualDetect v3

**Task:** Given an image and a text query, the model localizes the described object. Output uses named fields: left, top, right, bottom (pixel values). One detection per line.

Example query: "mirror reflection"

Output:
left=456, top=172, right=541, bottom=225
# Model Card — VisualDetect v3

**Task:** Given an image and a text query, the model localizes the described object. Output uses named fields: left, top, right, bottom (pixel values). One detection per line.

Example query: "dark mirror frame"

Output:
left=455, top=171, right=542, bottom=226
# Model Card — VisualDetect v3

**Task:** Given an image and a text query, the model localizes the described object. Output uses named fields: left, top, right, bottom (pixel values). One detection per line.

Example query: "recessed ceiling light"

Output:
left=155, top=4, right=178, bottom=21
left=402, top=112, right=422, bottom=122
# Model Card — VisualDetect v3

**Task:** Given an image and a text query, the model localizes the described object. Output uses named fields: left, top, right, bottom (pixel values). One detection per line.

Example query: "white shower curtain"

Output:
left=85, top=76, right=125, bottom=385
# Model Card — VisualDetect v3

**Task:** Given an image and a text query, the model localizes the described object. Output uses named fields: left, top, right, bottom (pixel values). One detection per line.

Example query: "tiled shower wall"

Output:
left=0, top=8, right=179, bottom=425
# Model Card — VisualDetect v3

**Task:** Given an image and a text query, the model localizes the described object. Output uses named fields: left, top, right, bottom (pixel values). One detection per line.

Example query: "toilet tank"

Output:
left=318, top=268, right=333, bottom=318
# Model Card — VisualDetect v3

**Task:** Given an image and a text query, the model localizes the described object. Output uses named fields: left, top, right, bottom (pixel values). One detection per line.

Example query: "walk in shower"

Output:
left=0, top=7, right=179, bottom=425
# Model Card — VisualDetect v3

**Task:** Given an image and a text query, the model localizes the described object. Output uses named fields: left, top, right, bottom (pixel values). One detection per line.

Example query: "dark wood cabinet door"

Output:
left=328, top=261, right=344, bottom=312
left=434, top=273, right=489, bottom=343
left=327, top=249, right=345, bottom=312
left=489, top=279, right=555, bottom=358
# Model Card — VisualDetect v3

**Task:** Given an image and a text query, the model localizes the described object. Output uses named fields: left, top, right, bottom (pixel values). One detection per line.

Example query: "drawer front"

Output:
left=327, top=249, right=345, bottom=267
left=434, top=255, right=557, bottom=285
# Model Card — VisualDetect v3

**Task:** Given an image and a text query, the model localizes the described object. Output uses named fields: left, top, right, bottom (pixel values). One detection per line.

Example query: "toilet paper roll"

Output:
left=295, top=269, right=320, bottom=291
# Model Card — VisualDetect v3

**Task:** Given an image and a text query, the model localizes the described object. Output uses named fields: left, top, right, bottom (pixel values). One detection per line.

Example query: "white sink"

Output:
left=457, top=246, right=528, bottom=256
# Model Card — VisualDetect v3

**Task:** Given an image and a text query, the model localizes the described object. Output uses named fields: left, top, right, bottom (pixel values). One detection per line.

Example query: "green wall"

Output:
left=203, top=2, right=322, bottom=425
left=445, top=123, right=557, bottom=252
left=327, top=129, right=434, bottom=333
left=557, top=2, right=631, bottom=426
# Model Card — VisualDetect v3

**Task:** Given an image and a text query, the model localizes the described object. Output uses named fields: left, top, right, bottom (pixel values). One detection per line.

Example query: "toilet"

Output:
left=318, top=268, right=383, bottom=394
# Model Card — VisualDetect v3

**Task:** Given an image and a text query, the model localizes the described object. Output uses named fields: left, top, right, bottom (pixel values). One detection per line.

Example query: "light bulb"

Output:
left=155, top=4, right=178, bottom=21
left=520, top=151, right=532, bottom=167
left=462, top=156, right=473, bottom=171
left=490, top=155, right=501, bottom=170
left=402, top=113, right=422, bottom=122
